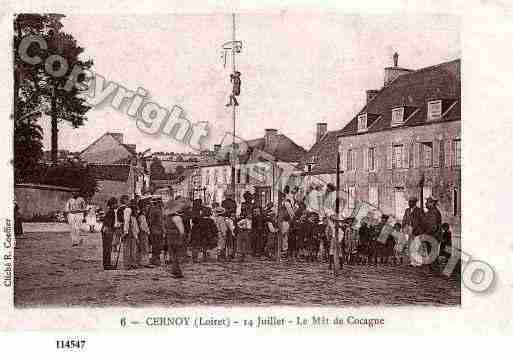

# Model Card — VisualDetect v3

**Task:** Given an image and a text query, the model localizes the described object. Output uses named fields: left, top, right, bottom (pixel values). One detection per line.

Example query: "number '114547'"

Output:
left=56, top=340, right=86, bottom=349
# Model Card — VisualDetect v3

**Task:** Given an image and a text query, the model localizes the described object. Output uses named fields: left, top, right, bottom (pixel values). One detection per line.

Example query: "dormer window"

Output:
left=358, top=114, right=368, bottom=132
left=427, top=100, right=442, bottom=121
left=391, top=107, right=405, bottom=127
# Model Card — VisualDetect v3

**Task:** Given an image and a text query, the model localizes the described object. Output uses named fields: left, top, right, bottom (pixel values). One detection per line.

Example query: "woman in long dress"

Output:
left=65, top=191, right=86, bottom=247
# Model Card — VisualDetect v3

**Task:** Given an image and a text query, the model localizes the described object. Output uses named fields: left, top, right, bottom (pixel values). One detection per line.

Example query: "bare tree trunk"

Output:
left=51, top=93, right=58, bottom=164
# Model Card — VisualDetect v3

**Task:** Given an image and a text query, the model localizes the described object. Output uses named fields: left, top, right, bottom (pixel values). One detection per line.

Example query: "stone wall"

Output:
left=15, top=183, right=77, bottom=220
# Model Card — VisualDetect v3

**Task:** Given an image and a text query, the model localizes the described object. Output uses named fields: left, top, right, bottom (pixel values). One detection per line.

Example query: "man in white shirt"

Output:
left=65, top=191, right=86, bottom=246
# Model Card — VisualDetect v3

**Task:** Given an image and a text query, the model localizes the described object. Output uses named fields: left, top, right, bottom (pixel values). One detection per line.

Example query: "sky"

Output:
left=37, top=13, right=460, bottom=154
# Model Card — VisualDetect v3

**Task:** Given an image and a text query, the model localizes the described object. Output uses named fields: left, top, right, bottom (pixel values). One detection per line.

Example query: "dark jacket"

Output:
left=148, top=206, right=163, bottom=235
left=402, top=206, right=424, bottom=236
left=423, top=207, right=442, bottom=239
left=103, top=207, right=116, bottom=229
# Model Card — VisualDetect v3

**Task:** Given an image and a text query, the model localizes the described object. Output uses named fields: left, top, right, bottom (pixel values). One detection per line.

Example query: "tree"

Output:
left=14, top=114, right=44, bottom=182
left=13, top=14, right=93, bottom=164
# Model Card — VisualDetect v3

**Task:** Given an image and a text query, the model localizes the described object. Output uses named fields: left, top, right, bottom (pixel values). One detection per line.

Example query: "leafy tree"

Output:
left=14, top=114, right=44, bottom=183
left=13, top=14, right=93, bottom=164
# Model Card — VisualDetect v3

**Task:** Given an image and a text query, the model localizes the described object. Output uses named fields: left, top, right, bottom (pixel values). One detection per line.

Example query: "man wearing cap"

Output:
left=402, top=196, right=424, bottom=236
left=222, top=192, right=237, bottom=218
left=403, top=196, right=425, bottom=266
left=423, top=197, right=442, bottom=259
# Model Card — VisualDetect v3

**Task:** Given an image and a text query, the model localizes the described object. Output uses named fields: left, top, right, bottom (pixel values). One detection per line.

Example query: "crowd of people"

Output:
left=62, top=182, right=456, bottom=279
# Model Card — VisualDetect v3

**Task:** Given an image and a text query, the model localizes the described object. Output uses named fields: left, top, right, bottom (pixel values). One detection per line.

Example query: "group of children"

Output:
left=98, top=192, right=454, bottom=275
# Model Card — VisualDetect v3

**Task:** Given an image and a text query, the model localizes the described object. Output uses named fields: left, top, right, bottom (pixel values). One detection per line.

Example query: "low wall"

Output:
left=15, top=183, right=77, bottom=220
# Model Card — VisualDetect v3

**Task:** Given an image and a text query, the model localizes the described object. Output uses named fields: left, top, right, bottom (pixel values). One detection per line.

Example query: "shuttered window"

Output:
left=391, top=107, right=405, bottom=127
left=427, top=100, right=442, bottom=121
left=444, top=140, right=452, bottom=167
left=421, top=142, right=433, bottom=167
left=392, top=144, right=404, bottom=169
left=433, top=140, right=440, bottom=167
left=453, top=139, right=461, bottom=167
left=348, top=186, right=356, bottom=209
left=347, top=149, right=357, bottom=171
left=368, top=147, right=376, bottom=171
left=369, top=185, right=379, bottom=207
left=402, top=143, right=410, bottom=168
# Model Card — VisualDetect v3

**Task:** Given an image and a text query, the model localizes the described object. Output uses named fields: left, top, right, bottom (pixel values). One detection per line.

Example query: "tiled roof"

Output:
left=80, top=132, right=136, bottom=158
left=88, top=164, right=131, bottom=182
left=341, top=59, right=460, bottom=136
left=241, top=134, right=306, bottom=163
left=298, top=130, right=344, bottom=175
left=200, top=133, right=306, bottom=167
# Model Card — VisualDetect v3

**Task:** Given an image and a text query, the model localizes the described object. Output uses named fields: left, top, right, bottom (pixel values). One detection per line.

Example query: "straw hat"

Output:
left=426, top=196, right=438, bottom=205
left=213, top=207, right=226, bottom=215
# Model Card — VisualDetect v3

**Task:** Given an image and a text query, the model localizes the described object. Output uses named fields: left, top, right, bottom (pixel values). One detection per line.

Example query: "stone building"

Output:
left=79, top=132, right=147, bottom=198
left=337, top=58, right=461, bottom=234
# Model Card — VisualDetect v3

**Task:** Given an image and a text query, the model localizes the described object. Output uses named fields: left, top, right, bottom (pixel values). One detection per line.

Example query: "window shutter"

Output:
left=433, top=140, right=440, bottom=167
left=402, top=143, right=410, bottom=168
left=363, top=147, right=368, bottom=170
left=444, top=140, right=452, bottom=168
left=387, top=144, right=393, bottom=169
left=413, top=142, right=420, bottom=168
left=340, top=149, right=346, bottom=171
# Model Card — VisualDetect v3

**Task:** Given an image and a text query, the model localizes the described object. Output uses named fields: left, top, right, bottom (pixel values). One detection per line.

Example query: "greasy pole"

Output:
left=333, top=150, right=341, bottom=276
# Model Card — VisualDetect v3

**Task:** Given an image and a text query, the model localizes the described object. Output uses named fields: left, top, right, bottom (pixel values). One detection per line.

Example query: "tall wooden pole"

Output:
left=231, top=13, right=237, bottom=200
left=333, top=151, right=341, bottom=275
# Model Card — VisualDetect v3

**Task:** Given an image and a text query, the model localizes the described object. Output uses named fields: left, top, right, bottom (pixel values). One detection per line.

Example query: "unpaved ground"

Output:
left=14, top=231, right=460, bottom=307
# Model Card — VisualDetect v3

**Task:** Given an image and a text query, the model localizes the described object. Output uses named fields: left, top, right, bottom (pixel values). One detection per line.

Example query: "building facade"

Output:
left=192, top=128, right=306, bottom=209
left=337, top=58, right=461, bottom=235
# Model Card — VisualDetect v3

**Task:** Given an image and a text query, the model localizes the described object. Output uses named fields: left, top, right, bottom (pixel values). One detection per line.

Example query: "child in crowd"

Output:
left=440, top=222, right=452, bottom=261
left=344, top=219, right=358, bottom=265
left=200, top=207, right=218, bottom=262
left=391, top=223, right=408, bottom=265
left=236, top=214, right=252, bottom=262
left=264, top=212, right=278, bottom=260
left=212, top=207, right=228, bottom=261
left=306, top=212, right=321, bottom=262
left=136, top=200, right=151, bottom=267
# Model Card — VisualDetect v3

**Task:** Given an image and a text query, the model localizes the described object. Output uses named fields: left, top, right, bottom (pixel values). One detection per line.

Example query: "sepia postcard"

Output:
left=1, top=0, right=513, bottom=354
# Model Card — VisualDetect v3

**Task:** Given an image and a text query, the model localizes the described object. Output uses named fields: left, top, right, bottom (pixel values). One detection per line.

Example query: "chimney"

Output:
left=366, top=90, right=379, bottom=104
left=265, top=128, right=278, bottom=148
left=383, top=52, right=414, bottom=86
left=315, top=123, right=328, bottom=143
left=110, top=132, right=123, bottom=143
